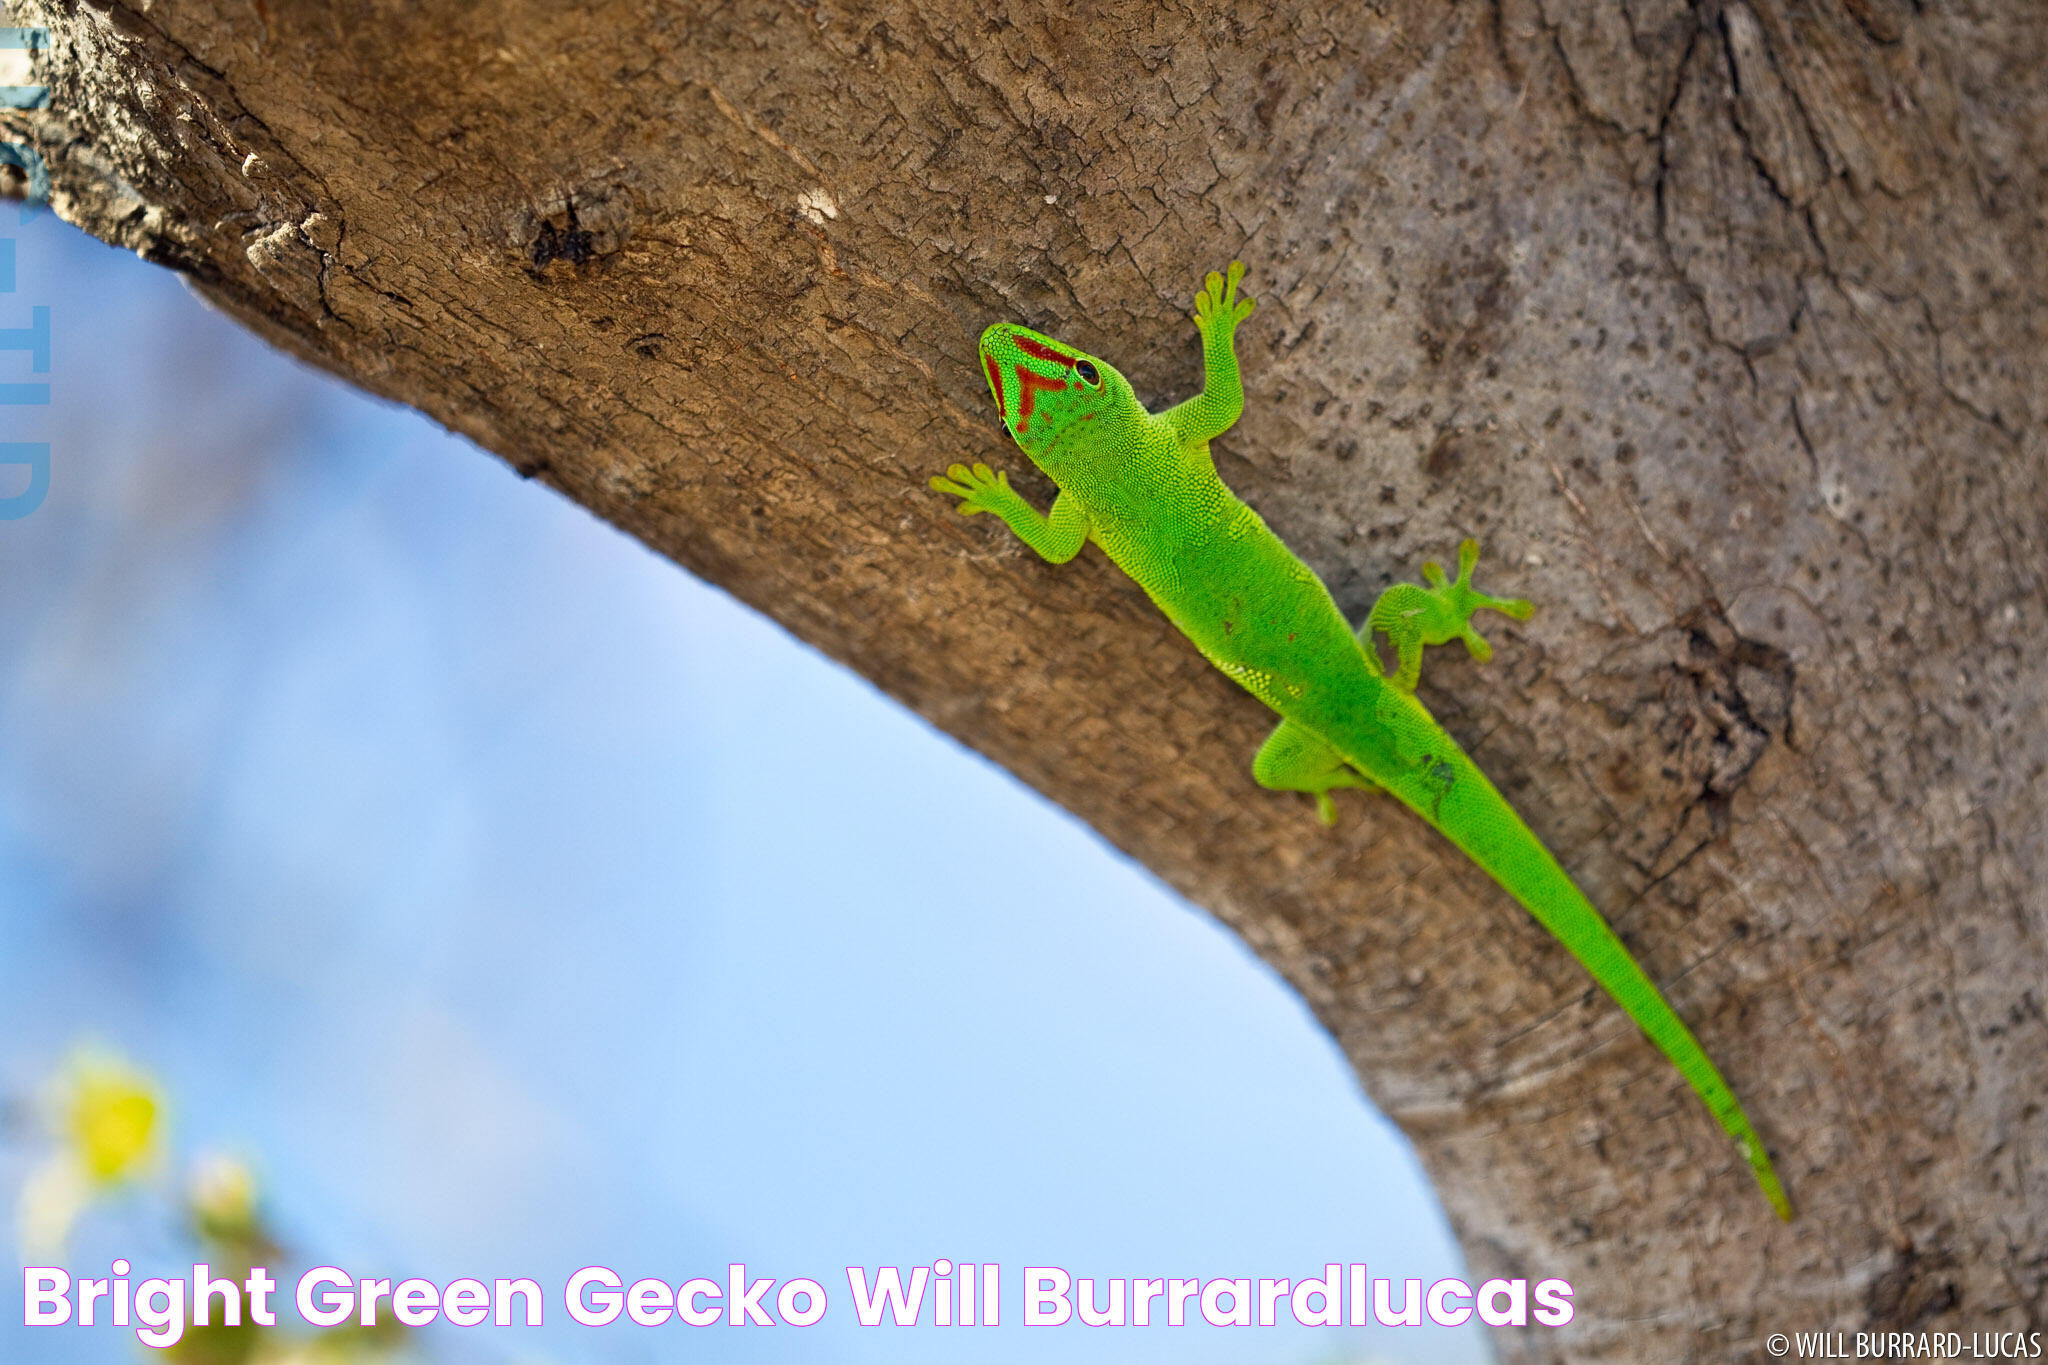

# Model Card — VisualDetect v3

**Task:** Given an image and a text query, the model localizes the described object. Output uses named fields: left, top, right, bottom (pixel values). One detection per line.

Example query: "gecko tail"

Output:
left=1390, top=749, right=1793, bottom=1220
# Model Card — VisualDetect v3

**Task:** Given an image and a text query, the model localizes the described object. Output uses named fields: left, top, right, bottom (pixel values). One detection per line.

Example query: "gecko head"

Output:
left=978, top=322, right=1138, bottom=468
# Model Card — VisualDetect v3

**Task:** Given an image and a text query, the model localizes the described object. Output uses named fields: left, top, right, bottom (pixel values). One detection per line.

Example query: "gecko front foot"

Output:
left=1192, top=259, right=1257, bottom=339
left=930, top=462, right=1023, bottom=518
left=1367, top=538, right=1534, bottom=693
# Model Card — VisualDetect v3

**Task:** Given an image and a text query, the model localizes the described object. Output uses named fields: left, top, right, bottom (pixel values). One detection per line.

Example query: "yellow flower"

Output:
left=14, top=1049, right=166, bottom=1259
left=64, top=1052, right=162, bottom=1184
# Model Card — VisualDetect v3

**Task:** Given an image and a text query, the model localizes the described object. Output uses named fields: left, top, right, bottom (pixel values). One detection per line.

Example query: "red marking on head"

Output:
left=1016, top=336, right=1074, bottom=367
left=983, top=354, right=1004, bottom=414
left=1012, top=363, right=1067, bottom=432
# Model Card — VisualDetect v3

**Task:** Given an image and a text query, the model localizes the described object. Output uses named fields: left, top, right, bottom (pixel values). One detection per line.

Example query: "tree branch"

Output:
left=9, top=0, right=2045, bottom=1355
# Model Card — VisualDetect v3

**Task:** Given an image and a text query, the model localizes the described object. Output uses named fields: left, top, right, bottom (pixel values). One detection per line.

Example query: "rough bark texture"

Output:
left=6, top=0, right=2043, bottom=1357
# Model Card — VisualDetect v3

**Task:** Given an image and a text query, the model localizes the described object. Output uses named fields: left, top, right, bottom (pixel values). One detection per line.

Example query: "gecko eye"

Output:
left=1074, top=360, right=1100, bottom=386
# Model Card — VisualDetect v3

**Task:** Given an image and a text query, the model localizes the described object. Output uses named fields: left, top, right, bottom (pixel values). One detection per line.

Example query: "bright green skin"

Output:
left=932, top=262, right=1791, bottom=1220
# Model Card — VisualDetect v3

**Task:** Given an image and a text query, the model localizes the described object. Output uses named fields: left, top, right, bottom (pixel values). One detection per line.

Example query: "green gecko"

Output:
left=930, top=261, right=1791, bottom=1220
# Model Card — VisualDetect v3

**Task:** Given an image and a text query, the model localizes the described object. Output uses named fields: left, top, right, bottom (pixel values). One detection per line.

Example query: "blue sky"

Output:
left=0, top=213, right=1489, bottom=1365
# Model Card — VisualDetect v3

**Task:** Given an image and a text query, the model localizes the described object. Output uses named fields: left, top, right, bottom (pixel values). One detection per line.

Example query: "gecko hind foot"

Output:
left=1253, top=719, right=1378, bottom=828
left=1367, top=538, right=1534, bottom=691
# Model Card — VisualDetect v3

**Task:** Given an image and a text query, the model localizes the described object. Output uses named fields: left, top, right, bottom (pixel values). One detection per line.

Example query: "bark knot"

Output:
left=1665, top=602, right=1795, bottom=807
left=511, top=186, right=632, bottom=274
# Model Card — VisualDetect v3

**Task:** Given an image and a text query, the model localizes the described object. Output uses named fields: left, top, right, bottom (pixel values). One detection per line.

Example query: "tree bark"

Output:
left=7, top=0, right=2043, bottom=1356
